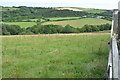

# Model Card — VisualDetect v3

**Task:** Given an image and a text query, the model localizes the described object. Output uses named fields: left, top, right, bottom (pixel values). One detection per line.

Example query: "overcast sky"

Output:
left=1, top=0, right=120, bottom=9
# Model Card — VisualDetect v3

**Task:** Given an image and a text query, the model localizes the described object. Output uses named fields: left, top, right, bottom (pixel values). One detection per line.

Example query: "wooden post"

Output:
left=112, top=37, right=119, bottom=79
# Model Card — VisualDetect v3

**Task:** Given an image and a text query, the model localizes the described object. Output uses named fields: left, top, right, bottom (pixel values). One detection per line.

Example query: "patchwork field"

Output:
left=2, top=33, right=109, bottom=78
left=42, top=18, right=111, bottom=28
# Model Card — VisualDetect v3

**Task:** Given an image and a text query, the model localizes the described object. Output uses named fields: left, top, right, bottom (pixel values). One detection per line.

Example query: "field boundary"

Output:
left=0, top=33, right=110, bottom=37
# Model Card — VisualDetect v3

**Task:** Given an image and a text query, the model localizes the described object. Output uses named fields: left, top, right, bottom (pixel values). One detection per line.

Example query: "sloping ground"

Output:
left=55, top=7, right=83, bottom=11
left=42, top=18, right=111, bottom=28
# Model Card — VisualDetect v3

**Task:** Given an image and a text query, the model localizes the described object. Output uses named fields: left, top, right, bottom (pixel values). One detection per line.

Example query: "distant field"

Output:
left=22, top=17, right=81, bottom=22
left=3, top=22, right=36, bottom=28
left=71, top=7, right=93, bottom=11
left=87, top=10, right=106, bottom=13
left=22, top=19, right=45, bottom=22
left=47, top=17, right=81, bottom=21
left=2, top=33, right=109, bottom=78
left=55, top=7, right=106, bottom=13
left=42, top=18, right=111, bottom=28
left=55, top=7, right=83, bottom=11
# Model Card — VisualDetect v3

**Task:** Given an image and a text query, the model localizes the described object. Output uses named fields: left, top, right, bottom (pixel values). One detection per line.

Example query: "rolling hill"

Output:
left=42, top=18, right=111, bottom=28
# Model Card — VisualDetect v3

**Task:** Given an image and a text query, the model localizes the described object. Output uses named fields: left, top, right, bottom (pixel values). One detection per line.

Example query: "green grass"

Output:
left=42, top=18, right=111, bottom=28
left=47, top=17, right=81, bottom=21
left=22, top=19, right=46, bottom=22
left=87, top=10, right=106, bottom=13
left=3, top=22, right=37, bottom=28
left=2, top=34, right=109, bottom=78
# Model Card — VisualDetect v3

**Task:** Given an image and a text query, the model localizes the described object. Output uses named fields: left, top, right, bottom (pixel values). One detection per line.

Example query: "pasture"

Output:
left=46, top=17, right=81, bottom=21
left=42, top=18, right=111, bottom=28
left=3, top=22, right=37, bottom=28
left=87, top=10, right=106, bottom=13
left=2, top=33, right=109, bottom=78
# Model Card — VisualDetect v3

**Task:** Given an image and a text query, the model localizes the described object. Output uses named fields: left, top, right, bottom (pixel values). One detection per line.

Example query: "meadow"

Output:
left=42, top=18, right=111, bottom=28
left=2, top=33, right=109, bottom=78
left=46, top=17, right=81, bottom=21
left=3, top=22, right=36, bottom=28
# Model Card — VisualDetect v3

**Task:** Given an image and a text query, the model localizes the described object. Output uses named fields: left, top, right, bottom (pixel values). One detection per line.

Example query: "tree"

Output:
left=62, top=25, right=78, bottom=33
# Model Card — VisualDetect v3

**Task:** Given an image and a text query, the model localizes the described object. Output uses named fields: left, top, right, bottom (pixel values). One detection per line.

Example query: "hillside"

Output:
left=42, top=18, right=111, bottom=28
left=56, top=7, right=106, bottom=13
left=1, top=6, right=112, bottom=22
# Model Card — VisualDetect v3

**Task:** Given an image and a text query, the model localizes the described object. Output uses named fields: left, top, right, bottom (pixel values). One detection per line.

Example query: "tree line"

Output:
left=2, top=23, right=111, bottom=35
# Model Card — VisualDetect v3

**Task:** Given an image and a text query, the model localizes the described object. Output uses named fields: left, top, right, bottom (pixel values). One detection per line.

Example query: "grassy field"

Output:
left=3, top=22, right=37, bottom=28
left=87, top=10, right=106, bottom=13
left=22, top=17, right=81, bottom=22
left=46, top=17, right=81, bottom=21
left=22, top=19, right=46, bottom=22
left=42, top=18, right=111, bottom=28
left=2, top=33, right=109, bottom=78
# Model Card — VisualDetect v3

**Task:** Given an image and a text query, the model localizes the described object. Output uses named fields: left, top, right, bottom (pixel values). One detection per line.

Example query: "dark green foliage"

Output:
left=27, top=24, right=64, bottom=34
left=2, top=23, right=111, bottom=35
left=2, top=24, right=23, bottom=35
left=80, top=23, right=111, bottom=32
left=62, top=25, right=79, bottom=33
